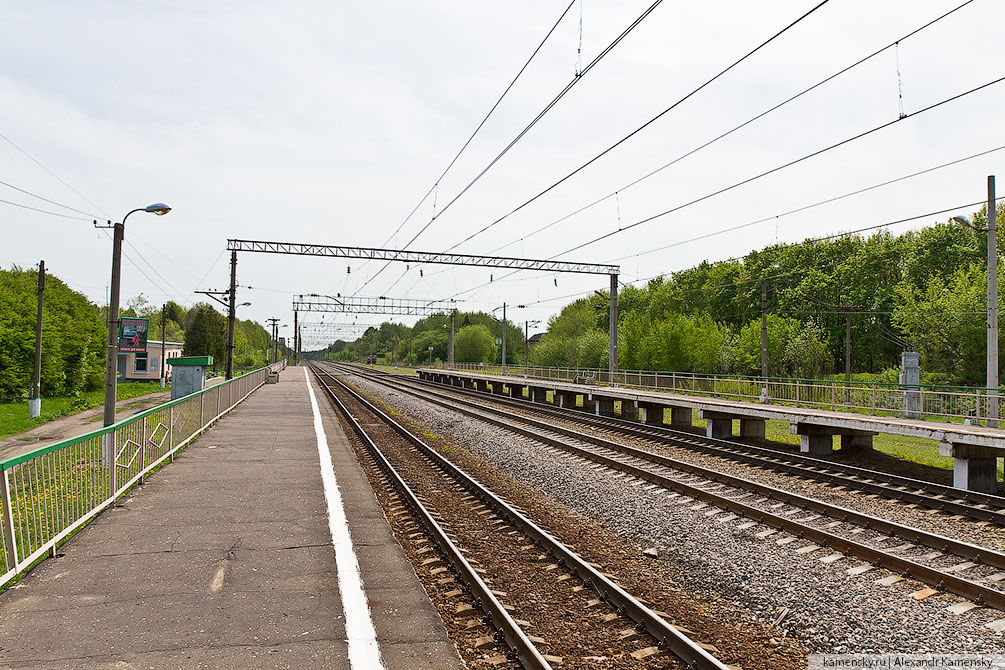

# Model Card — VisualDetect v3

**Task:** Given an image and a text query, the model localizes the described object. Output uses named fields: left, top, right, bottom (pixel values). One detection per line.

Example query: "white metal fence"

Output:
left=0, top=360, right=286, bottom=588
left=429, top=362, right=1001, bottom=425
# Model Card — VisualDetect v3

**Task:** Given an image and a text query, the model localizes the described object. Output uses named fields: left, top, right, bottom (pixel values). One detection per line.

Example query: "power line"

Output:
left=359, top=0, right=667, bottom=295
left=482, top=0, right=978, bottom=258
left=610, top=143, right=1005, bottom=263
left=376, top=0, right=578, bottom=251
left=437, top=0, right=834, bottom=256
left=555, top=74, right=1005, bottom=258
left=448, top=196, right=1002, bottom=309
left=0, top=178, right=101, bottom=218
left=0, top=131, right=110, bottom=218
left=0, top=197, right=90, bottom=220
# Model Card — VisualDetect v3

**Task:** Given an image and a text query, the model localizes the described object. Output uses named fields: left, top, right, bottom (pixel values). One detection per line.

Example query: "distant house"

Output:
left=117, top=341, right=184, bottom=382
left=528, top=333, right=545, bottom=347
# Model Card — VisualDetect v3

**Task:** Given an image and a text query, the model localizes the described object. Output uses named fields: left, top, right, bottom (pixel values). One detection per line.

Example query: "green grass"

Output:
left=0, top=382, right=169, bottom=440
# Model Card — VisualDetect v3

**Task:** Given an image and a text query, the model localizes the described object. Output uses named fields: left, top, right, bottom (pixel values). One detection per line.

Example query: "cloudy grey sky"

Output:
left=2, top=0, right=1002, bottom=348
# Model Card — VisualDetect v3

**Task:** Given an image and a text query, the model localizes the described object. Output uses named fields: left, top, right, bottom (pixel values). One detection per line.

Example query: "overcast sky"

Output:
left=2, top=0, right=1003, bottom=349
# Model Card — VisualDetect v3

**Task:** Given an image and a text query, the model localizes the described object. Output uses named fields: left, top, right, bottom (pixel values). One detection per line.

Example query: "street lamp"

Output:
left=103, top=203, right=171, bottom=428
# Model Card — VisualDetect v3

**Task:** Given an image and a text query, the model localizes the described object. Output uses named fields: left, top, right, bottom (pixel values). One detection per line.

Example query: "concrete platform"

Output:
left=419, top=368, right=1005, bottom=493
left=0, top=367, right=462, bottom=670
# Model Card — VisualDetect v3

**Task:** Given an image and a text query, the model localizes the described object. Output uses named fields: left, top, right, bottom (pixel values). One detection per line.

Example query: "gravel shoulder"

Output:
left=346, top=372, right=1005, bottom=657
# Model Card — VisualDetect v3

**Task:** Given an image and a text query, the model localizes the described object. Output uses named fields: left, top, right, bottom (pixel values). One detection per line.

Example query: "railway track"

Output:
left=309, top=363, right=729, bottom=670
left=331, top=363, right=1005, bottom=614
left=365, top=365, right=1005, bottom=525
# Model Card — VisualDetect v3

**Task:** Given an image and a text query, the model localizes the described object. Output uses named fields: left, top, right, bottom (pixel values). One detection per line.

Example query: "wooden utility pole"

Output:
left=29, top=260, right=45, bottom=418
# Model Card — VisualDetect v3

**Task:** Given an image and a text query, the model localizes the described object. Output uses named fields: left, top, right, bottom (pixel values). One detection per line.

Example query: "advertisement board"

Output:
left=118, top=318, right=149, bottom=353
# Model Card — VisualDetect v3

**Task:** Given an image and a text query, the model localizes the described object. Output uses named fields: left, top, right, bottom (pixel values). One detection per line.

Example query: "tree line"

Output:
left=307, top=204, right=1004, bottom=388
left=0, top=268, right=282, bottom=402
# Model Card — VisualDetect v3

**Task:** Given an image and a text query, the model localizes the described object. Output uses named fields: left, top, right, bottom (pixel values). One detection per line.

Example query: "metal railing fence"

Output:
left=428, top=362, right=1002, bottom=425
left=0, top=360, right=287, bottom=588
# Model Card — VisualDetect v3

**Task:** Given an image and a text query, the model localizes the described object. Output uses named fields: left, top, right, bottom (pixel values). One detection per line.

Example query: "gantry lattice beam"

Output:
left=293, top=294, right=455, bottom=316
left=228, top=239, right=619, bottom=275
left=299, top=322, right=371, bottom=333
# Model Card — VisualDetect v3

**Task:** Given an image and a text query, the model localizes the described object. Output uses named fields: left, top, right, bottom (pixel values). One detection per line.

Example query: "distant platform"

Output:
left=419, top=368, right=1005, bottom=494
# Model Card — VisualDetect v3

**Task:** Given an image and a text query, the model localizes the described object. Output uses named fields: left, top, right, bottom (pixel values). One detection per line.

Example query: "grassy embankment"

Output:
left=0, top=382, right=169, bottom=440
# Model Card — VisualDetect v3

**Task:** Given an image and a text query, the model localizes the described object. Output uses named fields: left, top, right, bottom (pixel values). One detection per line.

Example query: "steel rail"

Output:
left=314, top=363, right=729, bottom=670
left=380, top=367, right=1005, bottom=522
left=333, top=364, right=1005, bottom=612
left=310, top=366, right=552, bottom=670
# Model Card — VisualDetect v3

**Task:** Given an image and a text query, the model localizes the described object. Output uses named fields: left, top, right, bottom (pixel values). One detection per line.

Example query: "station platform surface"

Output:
left=419, top=368, right=1005, bottom=450
left=0, top=367, right=462, bottom=669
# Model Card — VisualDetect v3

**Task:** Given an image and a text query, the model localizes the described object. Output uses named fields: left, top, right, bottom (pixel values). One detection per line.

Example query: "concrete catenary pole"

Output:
left=845, top=307, right=852, bottom=404
left=501, top=302, right=507, bottom=374
left=761, top=279, right=768, bottom=379
left=448, top=311, right=455, bottom=369
left=609, top=273, right=618, bottom=385
left=29, top=260, right=44, bottom=418
left=988, top=175, right=998, bottom=428
left=226, top=250, right=237, bottom=379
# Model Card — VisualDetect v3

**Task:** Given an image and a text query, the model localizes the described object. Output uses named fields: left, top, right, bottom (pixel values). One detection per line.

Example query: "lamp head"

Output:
left=951, top=215, right=973, bottom=228
left=144, top=203, right=171, bottom=215
left=239, top=301, right=251, bottom=307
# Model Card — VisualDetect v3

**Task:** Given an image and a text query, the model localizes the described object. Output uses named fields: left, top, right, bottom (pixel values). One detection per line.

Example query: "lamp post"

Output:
left=102, top=204, right=171, bottom=428
left=953, top=175, right=998, bottom=426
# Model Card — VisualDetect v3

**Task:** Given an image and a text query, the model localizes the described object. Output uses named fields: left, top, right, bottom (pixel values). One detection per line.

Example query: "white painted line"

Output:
left=304, top=367, right=384, bottom=669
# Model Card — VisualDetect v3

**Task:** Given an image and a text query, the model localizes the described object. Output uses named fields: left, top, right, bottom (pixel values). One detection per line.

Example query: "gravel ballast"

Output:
left=346, top=371, right=1005, bottom=656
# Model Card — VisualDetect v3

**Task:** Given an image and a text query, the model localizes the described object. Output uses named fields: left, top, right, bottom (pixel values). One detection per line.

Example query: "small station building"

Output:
left=116, top=340, right=184, bottom=382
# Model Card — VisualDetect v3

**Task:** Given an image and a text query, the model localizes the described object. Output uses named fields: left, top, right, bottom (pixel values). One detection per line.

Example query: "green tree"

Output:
left=0, top=266, right=105, bottom=401
left=183, top=304, right=227, bottom=364
left=454, top=324, right=495, bottom=363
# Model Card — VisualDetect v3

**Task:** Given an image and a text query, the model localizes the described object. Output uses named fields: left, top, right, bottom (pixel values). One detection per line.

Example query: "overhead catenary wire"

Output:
left=375, top=0, right=578, bottom=252
left=553, top=74, right=1005, bottom=258
left=479, top=0, right=977, bottom=258
left=610, top=143, right=1005, bottom=263
left=359, top=0, right=668, bottom=295
left=443, top=195, right=1004, bottom=309
left=434, top=0, right=835, bottom=259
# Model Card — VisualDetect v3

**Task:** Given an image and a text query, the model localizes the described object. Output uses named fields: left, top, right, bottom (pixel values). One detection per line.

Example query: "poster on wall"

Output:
left=119, top=318, right=149, bottom=352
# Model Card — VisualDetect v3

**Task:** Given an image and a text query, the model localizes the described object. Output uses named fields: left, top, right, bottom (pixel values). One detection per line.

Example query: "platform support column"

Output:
left=739, top=418, right=765, bottom=439
left=840, top=433, right=875, bottom=451
left=705, top=417, right=732, bottom=439
left=621, top=400, right=640, bottom=421
left=939, top=441, right=999, bottom=493
left=800, top=434, right=834, bottom=456
left=670, top=407, right=693, bottom=428
left=508, top=384, right=525, bottom=399
left=639, top=403, right=665, bottom=425
left=595, top=396, right=615, bottom=417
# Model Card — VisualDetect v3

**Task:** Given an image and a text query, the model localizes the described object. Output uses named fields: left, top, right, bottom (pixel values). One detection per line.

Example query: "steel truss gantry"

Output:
left=293, top=294, right=456, bottom=316
left=227, top=239, right=618, bottom=275
left=226, top=238, right=620, bottom=378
